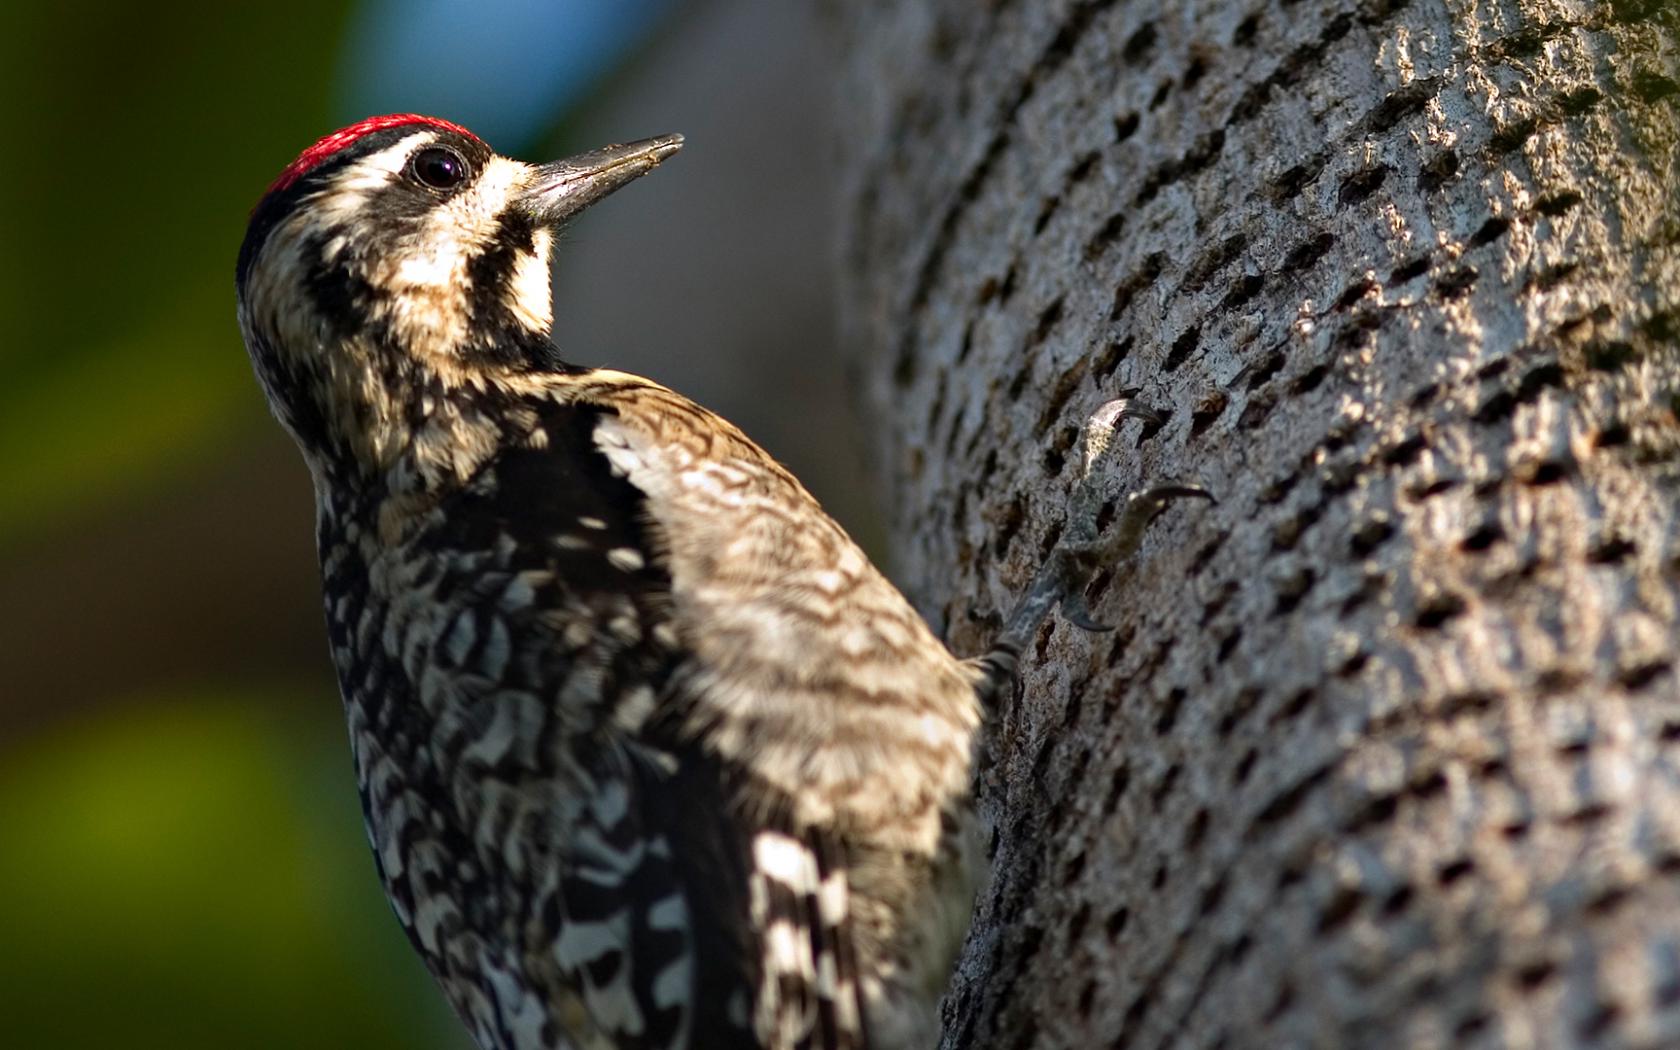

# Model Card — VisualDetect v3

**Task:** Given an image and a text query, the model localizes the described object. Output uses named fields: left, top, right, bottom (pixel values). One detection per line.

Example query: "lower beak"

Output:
left=515, top=134, right=684, bottom=227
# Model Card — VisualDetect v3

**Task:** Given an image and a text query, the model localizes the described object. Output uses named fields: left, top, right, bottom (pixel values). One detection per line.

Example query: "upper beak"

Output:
left=514, top=134, right=684, bottom=227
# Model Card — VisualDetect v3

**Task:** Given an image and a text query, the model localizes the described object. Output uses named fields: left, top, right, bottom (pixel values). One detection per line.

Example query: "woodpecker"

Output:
left=236, top=114, right=1206, bottom=1050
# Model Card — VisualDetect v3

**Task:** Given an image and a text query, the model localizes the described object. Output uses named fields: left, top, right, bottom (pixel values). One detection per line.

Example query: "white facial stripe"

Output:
left=418, top=154, right=531, bottom=265
left=311, top=133, right=438, bottom=223
left=506, top=227, right=554, bottom=333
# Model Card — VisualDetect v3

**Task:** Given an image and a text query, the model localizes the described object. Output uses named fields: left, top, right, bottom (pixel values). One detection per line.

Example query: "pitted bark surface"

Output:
left=834, top=0, right=1680, bottom=1046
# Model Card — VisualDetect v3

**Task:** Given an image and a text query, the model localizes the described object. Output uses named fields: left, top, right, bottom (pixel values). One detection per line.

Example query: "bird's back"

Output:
left=319, top=370, right=984, bottom=1050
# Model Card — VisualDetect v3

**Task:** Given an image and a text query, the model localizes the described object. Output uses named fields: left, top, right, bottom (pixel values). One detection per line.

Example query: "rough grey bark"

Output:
left=833, top=0, right=1680, bottom=1047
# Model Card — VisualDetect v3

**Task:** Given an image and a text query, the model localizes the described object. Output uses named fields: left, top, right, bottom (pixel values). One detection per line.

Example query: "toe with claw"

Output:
left=995, top=398, right=1215, bottom=652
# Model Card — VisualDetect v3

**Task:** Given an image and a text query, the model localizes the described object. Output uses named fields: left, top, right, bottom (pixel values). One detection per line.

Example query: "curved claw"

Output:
left=1112, top=482, right=1218, bottom=543
left=1085, top=398, right=1163, bottom=440
left=1108, top=400, right=1163, bottom=428
left=993, top=402, right=1218, bottom=651
left=1055, top=481, right=1215, bottom=634
left=1136, top=482, right=1218, bottom=507
left=1082, top=399, right=1165, bottom=478
left=1060, top=590, right=1116, bottom=633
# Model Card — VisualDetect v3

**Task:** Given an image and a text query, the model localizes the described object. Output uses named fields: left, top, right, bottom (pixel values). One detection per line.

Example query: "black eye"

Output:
left=410, top=146, right=469, bottom=190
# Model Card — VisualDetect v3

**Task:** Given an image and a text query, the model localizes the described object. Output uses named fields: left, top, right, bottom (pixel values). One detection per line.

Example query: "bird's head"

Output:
left=236, top=114, right=681, bottom=479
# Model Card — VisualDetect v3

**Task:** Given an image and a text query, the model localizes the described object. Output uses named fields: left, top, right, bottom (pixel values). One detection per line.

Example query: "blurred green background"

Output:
left=0, top=2, right=865, bottom=1046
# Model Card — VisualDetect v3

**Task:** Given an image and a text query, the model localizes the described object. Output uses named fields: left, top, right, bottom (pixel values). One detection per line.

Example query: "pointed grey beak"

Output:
left=515, top=134, right=684, bottom=227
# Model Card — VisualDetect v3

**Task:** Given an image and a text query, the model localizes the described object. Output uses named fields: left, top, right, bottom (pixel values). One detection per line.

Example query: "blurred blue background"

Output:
left=0, top=3, right=867, bottom=1046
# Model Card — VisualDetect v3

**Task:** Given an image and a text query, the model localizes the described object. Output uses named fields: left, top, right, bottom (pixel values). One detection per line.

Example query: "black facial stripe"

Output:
left=464, top=214, right=543, bottom=345
left=467, top=214, right=537, bottom=293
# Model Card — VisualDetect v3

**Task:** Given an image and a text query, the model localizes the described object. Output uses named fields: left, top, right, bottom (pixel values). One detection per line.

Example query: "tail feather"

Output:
left=966, top=643, right=1021, bottom=712
left=749, top=828, right=868, bottom=1050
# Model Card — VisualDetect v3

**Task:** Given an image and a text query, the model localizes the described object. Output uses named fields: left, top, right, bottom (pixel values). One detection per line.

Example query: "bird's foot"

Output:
left=1056, top=481, right=1215, bottom=631
left=997, top=398, right=1214, bottom=648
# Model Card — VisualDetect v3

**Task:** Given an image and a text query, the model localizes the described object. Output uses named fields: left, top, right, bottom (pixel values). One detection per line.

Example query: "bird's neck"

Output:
left=307, top=355, right=588, bottom=539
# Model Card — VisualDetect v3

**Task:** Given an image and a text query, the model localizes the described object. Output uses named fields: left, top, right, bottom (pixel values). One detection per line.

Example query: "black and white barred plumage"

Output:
left=237, top=116, right=994, bottom=1050
left=236, top=114, right=1204, bottom=1050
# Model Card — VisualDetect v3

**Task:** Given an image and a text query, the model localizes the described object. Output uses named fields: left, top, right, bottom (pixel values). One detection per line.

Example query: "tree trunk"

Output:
left=833, top=0, right=1680, bottom=1046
